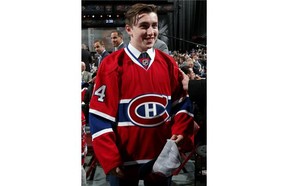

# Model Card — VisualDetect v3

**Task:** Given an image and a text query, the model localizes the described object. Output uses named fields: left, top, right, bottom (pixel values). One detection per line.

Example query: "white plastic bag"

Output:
left=152, top=139, right=181, bottom=177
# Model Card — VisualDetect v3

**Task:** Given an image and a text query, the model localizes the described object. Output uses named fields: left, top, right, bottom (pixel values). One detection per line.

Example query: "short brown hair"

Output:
left=111, top=30, right=123, bottom=38
left=125, top=3, right=157, bottom=26
left=94, top=40, right=105, bottom=46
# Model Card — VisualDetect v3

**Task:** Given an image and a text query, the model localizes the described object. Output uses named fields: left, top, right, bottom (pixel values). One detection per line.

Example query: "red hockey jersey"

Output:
left=89, top=44, right=194, bottom=174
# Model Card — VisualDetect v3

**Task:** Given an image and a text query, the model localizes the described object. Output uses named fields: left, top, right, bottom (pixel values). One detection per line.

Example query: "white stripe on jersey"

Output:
left=89, top=108, right=116, bottom=122
left=120, top=99, right=131, bottom=103
left=92, top=128, right=113, bottom=139
left=175, top=110, right=194, bottom=117
left=118, top=122, right=135, bottom=127
left=119, top=96, right=171, bottom=104
left=118, top=121, right=171, bottom=127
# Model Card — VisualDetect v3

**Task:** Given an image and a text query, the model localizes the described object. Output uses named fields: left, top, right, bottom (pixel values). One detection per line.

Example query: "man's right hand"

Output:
left=110, top=167, right=124, bottom=178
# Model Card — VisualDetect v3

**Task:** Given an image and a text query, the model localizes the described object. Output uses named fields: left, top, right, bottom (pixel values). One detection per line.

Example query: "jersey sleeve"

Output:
left=169, top=59, right=196, bottom=152
left=88, top=58, right=123, bottom=174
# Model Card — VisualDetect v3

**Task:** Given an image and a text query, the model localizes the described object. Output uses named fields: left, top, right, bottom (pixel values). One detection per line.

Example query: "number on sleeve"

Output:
left=94, top=85, right=106, bottom=102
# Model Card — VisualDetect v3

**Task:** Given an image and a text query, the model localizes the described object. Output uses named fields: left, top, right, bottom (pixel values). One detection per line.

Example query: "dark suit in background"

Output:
left=114, top=42, right=126, bottom=52
left=188, top=79, right=207, bottom=145
left=101, top=50, right=110, bottom=59
left=188, top=79, right=206, bottom=109
left=82, top=48, right=92, bottom=72
left=98, top=50, right=110, bottom=67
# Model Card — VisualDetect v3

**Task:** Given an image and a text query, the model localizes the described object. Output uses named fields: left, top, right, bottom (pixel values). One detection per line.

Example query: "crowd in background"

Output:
left=81, top=34, right=207, bottom=149
left=82, top=43, right=207, bottom=84
left=81, top=29, right=207, bottom=185
left=173, top=47, right=206, bottom=79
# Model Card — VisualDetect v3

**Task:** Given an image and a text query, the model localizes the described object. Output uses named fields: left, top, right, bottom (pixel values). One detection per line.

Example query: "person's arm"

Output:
left=89, top=113, right=123, bottom=174
left=181, top=70, right=189, bottom=91
left=89, top=58, right=123, bottom=174
left=168, top=65, right=195, bottom=152
left=180, top=69, right=206, bottom=95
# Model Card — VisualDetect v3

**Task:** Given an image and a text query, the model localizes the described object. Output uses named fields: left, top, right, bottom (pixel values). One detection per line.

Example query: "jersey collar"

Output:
left=127, top=43, right=154, bottom=58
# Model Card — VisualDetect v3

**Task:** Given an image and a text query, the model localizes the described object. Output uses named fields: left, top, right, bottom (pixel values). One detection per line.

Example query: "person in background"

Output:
left=110, top=30, right=126, bottom=52
left=81, top=43, right=92, bottom=72
left=81, top=111, right=87, bottom=186
left=191, top=52, right=204, bottom=77
left=82, top=61, right=92, bottom=123
left=181, top=65, right=196, bottom=80
left=185, top=57, right=194, bottom=69
left=81, top=85, right=88, bottom=186
left=89, top=3, right=195, bottom=186
left=81, top=62, right=92, bottom=84
left=180, top=61, right=202, bottom=80
left=93, top=39, right=110, bottom=67
left=154, top=38, right=169, bottom=54
left=181, top=70, right=206, bottom=148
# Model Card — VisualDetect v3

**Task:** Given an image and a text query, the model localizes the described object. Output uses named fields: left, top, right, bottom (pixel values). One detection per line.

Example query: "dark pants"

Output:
left=108, top=164, right=172, bottom=186
left=109, top=175, right=172, bottom=186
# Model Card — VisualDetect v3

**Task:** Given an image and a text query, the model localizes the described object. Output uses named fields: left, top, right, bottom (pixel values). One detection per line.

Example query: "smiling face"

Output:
left=125, top=12, right=158, bottom=52
left=93, top=41, right=104, bottom=54
left=110, top=32, right=123, bottom=48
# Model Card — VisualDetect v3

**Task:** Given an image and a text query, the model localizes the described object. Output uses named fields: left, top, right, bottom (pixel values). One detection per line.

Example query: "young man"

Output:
left=89, top=3, right=195, bottom=186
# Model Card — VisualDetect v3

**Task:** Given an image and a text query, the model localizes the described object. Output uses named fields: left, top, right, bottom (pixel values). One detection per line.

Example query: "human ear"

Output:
left=125, top=25, right=133, bottom=36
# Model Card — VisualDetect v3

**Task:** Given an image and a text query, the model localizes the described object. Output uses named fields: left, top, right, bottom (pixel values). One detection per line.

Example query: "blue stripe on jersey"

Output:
left=171, top=96, right=194, bottom=116
left=118, top=102, right=129, bottom=122
left=89, top=113, right=116, bottom=135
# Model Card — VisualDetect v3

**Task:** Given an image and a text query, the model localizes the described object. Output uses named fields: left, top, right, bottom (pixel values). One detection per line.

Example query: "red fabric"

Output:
left=81, top=87, right=87, bottom=102
left=89, top=48, right=194, bottom=174
left=81, top=112, right=87, bottom=165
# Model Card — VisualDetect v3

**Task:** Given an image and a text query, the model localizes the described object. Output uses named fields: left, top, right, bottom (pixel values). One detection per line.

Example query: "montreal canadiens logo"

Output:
left=127, top=94, right=169, bottom=127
